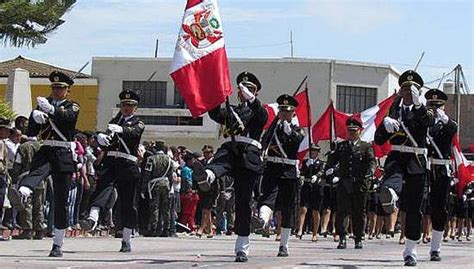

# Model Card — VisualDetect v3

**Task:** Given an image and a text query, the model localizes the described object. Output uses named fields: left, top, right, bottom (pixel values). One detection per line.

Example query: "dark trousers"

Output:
left=207, top=143, right=261, bottom=237
left=21, top=147, right=73, bottom=230
left=335, top=184, right=367, bottom=240
left=429, top=167, right=450, bottom=231
left=215, top=191, right=235, bottom=232
left=89, top=157, right=140, bottom=229
left=148, top=185, right=170, bottom=234
left=276, top=179, right=298, bottom=229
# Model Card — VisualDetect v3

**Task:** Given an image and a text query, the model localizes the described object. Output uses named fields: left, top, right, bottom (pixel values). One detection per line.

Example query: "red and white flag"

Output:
left=263, top=89, right=311, bottom=129
left=170, top=0, right=232, bottom=117
left=452, top=134, right=474, bottom=197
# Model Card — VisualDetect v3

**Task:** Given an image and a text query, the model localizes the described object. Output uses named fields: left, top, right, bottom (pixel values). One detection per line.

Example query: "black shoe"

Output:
left=234, top=251, right=248, bottom=262
left=430, top=251, right=442, bottom=261
left=192, top=161, right=211, bottom=192
left=33, top=230, right=44, bottom=240
left=7, top=188, right=26, bottom=211
left=79, top=219, right=97, bottom=231
left=355, top=240, right=363, bottom=249
left=277, top=246, right=289, bottom=257
left=48, top=244, right=63, bottom=257
left=251, top=216, right=265, bottom=230
left=119, top=241, right=131, bottom=252
left=169, top=233, right=178, bottom=238
left=337, top=237, right=347, bottom=249
left=225, top=230, right=233, bottom=236
left=404, top=255, right=417, bottom=266
left=12, top=230, right=33, bottom=240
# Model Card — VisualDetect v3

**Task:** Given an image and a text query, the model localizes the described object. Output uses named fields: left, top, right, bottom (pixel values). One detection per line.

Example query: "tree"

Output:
left=0, top=101, right=17, bottom=120
left=0, top=0, right=76, bottom=47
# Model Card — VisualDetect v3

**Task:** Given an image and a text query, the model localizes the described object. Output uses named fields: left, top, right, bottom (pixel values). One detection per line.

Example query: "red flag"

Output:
left=170, top=0, right=232, bottom=117
left=311, top=102, right=335, bottom=143
left=263, top=89, right=310, bottom=129
left=452, top=134, right=474, bottom=197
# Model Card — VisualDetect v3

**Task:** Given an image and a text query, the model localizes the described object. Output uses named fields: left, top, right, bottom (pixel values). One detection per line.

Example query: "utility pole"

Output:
left=290, top=30, right=294, bottom=58
left=454, top=64, right=461, bottom=126
left=154, top=38, right=159, bottom=58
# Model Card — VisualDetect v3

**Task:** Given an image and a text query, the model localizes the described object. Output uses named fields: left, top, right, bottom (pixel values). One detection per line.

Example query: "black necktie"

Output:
left=118, top=117, right=124, bottom=125
left=402, top=107, right=410, bottom=121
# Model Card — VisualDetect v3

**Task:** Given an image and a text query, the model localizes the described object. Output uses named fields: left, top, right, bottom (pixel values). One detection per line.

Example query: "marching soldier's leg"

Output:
left=49, top=172, right=73, bottom=257
left=9, top=161, right=50, bottom=211
left=277, top=180, right=297, bottom=257
left=429, top=172, right=450, bottom=261
left=80, top=166, right=115, bottom=231
left=402, top=173, right=426, bottom=264
left=116, top=166, right=139, bottom=253
left=352, top=190, right=368, bottom=249
left=336, top=186, right=350, bottom=249
left=379, top=167, right=403, bottom=214
left=234, top=169, right=257, bottom=262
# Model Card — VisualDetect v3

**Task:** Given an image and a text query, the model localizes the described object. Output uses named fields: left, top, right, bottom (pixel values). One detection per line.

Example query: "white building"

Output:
left=91, top=57, right=400, bottom=150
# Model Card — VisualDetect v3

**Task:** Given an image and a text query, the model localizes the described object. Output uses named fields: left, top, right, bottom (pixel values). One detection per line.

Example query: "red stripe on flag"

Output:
left=171, top=48, right=232, bottom=117
left=186, top=0, right=203, bottom=9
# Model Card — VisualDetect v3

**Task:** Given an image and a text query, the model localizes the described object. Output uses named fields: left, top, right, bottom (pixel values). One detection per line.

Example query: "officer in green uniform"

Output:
left=329, top=118, right=375, bottom=249
left=140, top=141, right=174, bottom=237
left=10, top=140, right=49, bottom=240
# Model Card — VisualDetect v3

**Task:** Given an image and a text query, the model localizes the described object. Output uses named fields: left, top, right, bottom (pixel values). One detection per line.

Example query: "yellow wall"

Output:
left=0, top=83, right=98, bottom=131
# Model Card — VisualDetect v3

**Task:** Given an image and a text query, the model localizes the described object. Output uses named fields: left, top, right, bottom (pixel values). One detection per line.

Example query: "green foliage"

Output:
left=0, top=0, right=76, bottom=47
left=0, top=101, right=17, bottom=120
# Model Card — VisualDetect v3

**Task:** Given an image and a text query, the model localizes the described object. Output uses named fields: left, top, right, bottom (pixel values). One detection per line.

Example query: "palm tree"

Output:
left=0, top=101, right=16, bottom=120
left=0, top=0, right=76, bottom=47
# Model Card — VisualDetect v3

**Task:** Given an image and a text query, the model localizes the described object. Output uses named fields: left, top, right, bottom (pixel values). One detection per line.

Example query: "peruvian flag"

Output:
left=309, top=94, right=397, bottom=158
left=170, top=0, right=232, bottom=117
left=263, top=89, right=311, bottom=129
left=452, top=134, right=474, bottom=197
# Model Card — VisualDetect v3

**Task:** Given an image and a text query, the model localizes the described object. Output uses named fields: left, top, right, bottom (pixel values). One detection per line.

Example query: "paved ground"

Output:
left=0, top=233, right=472, bottom=268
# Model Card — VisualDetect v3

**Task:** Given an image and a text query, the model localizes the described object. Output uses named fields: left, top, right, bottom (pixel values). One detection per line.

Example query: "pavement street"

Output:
left=0, top=233, right=472, bottom=268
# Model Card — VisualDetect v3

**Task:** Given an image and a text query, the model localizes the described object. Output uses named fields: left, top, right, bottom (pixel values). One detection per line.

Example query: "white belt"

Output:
left=430, top=158, right=451, bottom=166
left=224, top=136, right=262, bottom=150
left=468, top=197, right=474, bottom=201
left=265, top=156, right=298, bottom=166
left=107, top=151, right=138, bottom=162
left=391, top=145, right=427, bottom=155
left=43, top=140, right=72, bottom=148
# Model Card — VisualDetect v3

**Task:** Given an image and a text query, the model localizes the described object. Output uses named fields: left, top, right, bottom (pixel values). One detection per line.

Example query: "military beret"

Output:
left=425, top=88, right=448, bottom=106
left=277, top=94, right=298, bottom=112
left=309, top=144, right=321, bottom=151
left=119, top=89, right=140, bottom=104
left=0, top=117, right=11, bottom=129
left=236, top=71, right=261, bottom=92
left=346, top=118, right=362, bottom=130
left=49, top=71, right=74, bottom=87
left=398, top=70, right=424, bottom=89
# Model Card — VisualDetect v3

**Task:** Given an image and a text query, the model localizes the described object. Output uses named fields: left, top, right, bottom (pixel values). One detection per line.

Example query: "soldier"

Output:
left=80, top=89, right=145, bottom=253
left=10, top=139, right=49, bottom=240
left=258, top=94, right=305, bottom=257
left=9, top=71, right=80, bottom=257
left=423, top=88, right=457, bottom=260
left=192, top=71, right=268, bottom=262
left=328, top=118, right=375, bottom=249
left=297, top=143, right=325, bottom=242
left=140, top=141, right=174, bottom=237
left=375, top=70, right=433, bottom=266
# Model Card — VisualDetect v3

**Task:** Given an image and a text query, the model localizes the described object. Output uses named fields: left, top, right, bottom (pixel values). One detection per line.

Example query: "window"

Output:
left=122, top=81, right=167, bottom=108
left=140, top=115, right=203, bottom=126
left=336, top=85, right=377, bottom=113
left=174, top=86, right=186, bottom=108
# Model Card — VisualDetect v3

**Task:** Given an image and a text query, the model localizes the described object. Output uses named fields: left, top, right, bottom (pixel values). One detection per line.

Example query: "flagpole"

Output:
left=305, top=82, right=312, bottom=148
left=292, top=75, right=308, bottom=96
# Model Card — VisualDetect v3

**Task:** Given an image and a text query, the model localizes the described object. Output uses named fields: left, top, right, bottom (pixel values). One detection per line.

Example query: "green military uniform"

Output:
left=329, top=119, right=376, bottom=249
left=10, top=140, right=48, bottom=239
left=141, top=151, right=173, bottom=237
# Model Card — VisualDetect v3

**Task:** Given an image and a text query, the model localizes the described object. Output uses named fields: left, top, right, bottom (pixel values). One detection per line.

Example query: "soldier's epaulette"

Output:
left=71, top=102, right=80, bottom=112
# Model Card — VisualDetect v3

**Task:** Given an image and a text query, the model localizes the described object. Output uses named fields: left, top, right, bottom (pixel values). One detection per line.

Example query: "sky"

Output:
left=1, top=0, right=473, bottom=90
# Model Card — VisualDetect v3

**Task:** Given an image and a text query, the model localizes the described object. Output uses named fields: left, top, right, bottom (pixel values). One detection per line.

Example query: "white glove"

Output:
left=97, top=133, right=111, bottom=147
left=108, top=124, right=123, bottom=134
left=332, top=176, right=340, bottom=184
left=450, top=178, right=459, bottom=186
left=462, top=195, right=467, bottom=202
left=410, top=85, right=421, bottom=107
left=383, top=117, right=400, bottom=133
left=282, top=120, right=292, bottom=135
left=436, top=108, right=449, bottom=124
left=311, top=175, right=318, bottom=184
left=238, top=82, right=255, bottom=103
left=37, top=97, right=54, bottom=114
left=325, top=168, right=334, bottom=176
left=466, top=189, right=472, bottom=195
left=32, top=110, right=48, bottom=124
